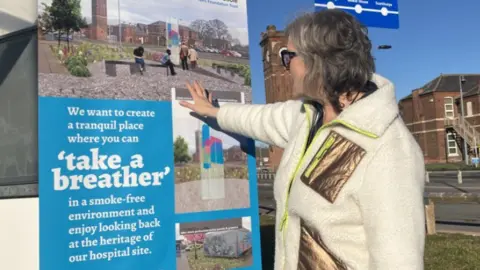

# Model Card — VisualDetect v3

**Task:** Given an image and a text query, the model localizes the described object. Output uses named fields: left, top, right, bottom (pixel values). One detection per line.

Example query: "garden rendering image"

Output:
left=37, top=0, right=252, bottom=102
left=172, top=88, right=251, bottom=214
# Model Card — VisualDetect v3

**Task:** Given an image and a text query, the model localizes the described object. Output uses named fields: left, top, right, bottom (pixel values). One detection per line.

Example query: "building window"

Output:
left=444, top=97, right=454, bottom=118
left=447, top=133, right=458, bottom=156
left=467, top=101, right=473, bottom=116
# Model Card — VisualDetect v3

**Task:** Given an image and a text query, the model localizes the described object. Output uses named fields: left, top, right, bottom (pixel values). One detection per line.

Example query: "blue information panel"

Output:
left=472, top=157, right=479, bottom=165
left=315, top=0, right=399, bottom=29
left=37, top=0, right=262, bottom=269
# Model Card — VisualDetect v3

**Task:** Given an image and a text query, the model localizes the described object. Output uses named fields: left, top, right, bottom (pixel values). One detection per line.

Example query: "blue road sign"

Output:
left=472, top=157, right=479, bottom=165
left=315, top=0, right=399, bottom=29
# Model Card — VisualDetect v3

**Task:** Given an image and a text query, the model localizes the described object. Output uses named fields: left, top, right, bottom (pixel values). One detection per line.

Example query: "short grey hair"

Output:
left=285, top=10, right=375, bottom=111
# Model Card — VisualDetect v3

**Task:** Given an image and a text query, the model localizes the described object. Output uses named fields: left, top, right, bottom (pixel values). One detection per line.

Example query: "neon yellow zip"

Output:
left=304, top=135, right=335, bottom=178
left=279, top=104, right=378, bottom=270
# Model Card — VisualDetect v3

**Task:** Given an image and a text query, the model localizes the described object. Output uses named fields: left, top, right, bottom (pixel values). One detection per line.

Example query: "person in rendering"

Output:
left=188, top=45, right=198, bottom=69
left=162, top=49, right=176, bottom=76
left=133, top=46, right=145, bottom=72
left=179, top=9, right=425, bottom=270
left=180, top=42, right=189, bottom=70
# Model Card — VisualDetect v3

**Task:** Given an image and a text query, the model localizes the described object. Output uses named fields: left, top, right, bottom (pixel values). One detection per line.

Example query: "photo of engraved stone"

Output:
left=37, top=0, right=251, bottom=101
left=172, top=88, right=251, bottom=213
left=175, top=217, right=253, bottom=270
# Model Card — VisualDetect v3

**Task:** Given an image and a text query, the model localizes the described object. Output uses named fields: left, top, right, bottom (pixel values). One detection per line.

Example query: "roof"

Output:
left=399, top=93, right=413, bottom=101
left=457, top=84, right=480, bottom=99
left=399, top=74, right=480, bottom=101
left=135, top=23, right=148, bottom=34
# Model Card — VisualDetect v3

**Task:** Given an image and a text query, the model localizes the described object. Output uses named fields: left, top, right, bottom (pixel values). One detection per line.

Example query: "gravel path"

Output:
left=175, top=179, right=250, bottom=214
left=176, top=253, right=191, bottom=270
left=39, top=61, right=252, bottom=102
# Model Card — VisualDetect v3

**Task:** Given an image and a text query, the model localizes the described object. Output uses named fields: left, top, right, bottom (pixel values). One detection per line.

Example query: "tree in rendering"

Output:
left=49, top=0, right=87, bottom=49
left=174, top=136, right=191, bottom=163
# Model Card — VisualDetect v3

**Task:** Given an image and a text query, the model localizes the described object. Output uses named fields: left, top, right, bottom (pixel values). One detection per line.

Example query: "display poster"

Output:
left=166, top=17, right=181, bottom=66
left=37, top=0, right=261, bottom=269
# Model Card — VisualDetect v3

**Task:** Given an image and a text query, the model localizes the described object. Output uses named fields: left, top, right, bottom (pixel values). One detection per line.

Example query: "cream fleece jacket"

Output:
left=216, top=74, right=425, bottom=270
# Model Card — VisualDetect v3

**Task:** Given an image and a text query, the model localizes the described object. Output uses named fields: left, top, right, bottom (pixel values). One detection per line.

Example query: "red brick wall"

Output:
left=460, top=95, right=480, bottom=127
left=91, top=0, right=107, bottom=40
left=399, top=90, right=463, bottom=163
left=260, top=26, right=293, bottom=170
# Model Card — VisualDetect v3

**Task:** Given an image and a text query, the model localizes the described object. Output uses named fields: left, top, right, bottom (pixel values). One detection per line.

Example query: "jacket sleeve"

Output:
left=216, top=100, right=302, bottom=148
left=357, top=137, right=425, bottom=270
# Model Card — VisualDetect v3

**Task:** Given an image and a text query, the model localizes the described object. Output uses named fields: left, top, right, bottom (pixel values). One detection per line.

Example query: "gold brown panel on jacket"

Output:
left=298, top=219, right=347, bottom=270
left=301, top=131, right=366, bottom=203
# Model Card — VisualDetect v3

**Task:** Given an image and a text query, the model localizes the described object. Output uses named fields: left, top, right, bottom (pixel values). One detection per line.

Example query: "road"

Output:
left=257, top=171, right=480, bottom=233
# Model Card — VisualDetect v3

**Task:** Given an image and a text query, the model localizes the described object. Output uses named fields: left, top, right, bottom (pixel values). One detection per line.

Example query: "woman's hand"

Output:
left=179, top=81, right=219, bottom=118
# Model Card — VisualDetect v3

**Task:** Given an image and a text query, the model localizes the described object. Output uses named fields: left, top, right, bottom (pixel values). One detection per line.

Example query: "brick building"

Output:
left=398, top=74, right=480, bottom=164
left=101, top=20, right=197, bottom=46
left=259, top=25, right=293, bottom=170
left=91, top=0, right=107, bottom=40
left=224, top=146, right=247, bottom=162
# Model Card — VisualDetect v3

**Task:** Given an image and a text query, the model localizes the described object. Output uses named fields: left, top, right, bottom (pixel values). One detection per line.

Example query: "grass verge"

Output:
left=259, top=216, right=480, bottom=270
left=425, top=233, right=480, bottom=270
left=186, top=250, right=250, bottom=270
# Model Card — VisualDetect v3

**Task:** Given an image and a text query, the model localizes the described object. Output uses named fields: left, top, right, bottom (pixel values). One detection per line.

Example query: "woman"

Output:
left=179, top=9, right=425, bottom=270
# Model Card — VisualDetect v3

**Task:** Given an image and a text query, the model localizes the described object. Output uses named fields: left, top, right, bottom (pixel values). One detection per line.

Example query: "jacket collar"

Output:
left=335, top=73, right=399, bottom=137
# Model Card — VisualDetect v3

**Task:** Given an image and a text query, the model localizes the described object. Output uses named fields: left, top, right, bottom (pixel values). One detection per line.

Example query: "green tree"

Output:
left=38, top=3, right=54, bottom=35
left=49, top=0, right=86, bottom=50
left=174, top=136, right=191, bottom=163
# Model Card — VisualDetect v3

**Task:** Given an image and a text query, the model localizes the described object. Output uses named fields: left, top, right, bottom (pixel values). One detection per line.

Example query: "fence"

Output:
left=425, top=170, right=480, bottom=184
left=257, top=173, right=275, bottom=181
left=424, top=192, right=480, bottom=235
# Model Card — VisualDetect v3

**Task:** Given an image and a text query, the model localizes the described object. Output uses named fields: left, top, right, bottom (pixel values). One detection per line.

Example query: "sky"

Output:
left=246, top=0, right=480, bottom=103
left=38, top=0, right=249, bottom=45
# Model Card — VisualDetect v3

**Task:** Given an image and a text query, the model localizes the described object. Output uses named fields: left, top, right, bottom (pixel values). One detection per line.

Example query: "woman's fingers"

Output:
left=194, top=81, right=206, bottom=98
left=179, top=100, right=195, bottom=110
left=186, top=82, right=198, bottom=99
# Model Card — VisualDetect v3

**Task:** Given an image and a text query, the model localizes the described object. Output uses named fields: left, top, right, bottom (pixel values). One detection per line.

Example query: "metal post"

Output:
left=459, top=76, right=468, bottom=165
left=458, top=170, right=463, bottom=184
left=424, top=198, right=436, bottom=235
left=475, top=136, right=479, bottom=167
left=118, top=0, right=122, bottom=46
left=425, top=171, right=430, bottom=183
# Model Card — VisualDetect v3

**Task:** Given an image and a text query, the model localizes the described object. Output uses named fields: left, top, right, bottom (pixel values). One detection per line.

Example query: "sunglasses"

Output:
left=280, top=49, right=297, bottom=69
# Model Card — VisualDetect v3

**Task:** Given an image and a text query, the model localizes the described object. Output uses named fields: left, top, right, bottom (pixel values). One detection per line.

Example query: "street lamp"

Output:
left=374, top=44, right=392, bottom=60
left=118, top=0, right=122, bottom=46
left=378, top=45, right=392, bottom=50
left=459, top=75, right=469, bottom=165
